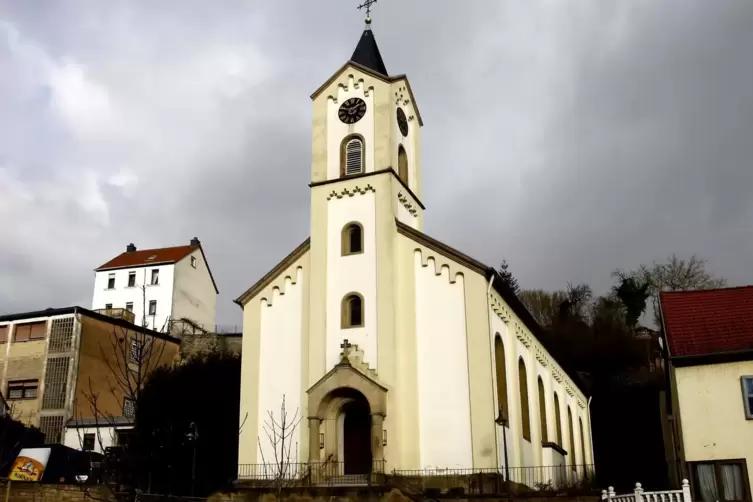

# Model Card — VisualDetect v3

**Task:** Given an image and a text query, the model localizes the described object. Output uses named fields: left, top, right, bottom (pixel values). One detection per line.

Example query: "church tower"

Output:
left=307, top=15, right=424, bottom=377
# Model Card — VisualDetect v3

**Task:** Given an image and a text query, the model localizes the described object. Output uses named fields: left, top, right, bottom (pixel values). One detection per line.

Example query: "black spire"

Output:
left=350, top=20, right=388, bottom=77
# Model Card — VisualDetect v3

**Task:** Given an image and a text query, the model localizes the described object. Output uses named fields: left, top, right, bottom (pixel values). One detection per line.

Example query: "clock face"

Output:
left=338, top=98, right=367, bottom=124
left=397, top=107, right=409, bottom=137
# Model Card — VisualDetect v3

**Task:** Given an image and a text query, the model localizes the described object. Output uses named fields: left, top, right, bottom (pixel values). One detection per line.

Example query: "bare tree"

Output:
left=519, top=289, right=568, bottom=327
left=615, top=253, right=727, bottom=326
left=258, top=395, right=302, bottom=495
left=75, top=282, right=170, bottom=494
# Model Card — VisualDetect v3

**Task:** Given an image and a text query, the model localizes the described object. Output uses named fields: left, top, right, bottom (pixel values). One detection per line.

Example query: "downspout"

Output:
left=487, top=272, right=499, bottom=467
left=587, top=396, right=595, bottom=467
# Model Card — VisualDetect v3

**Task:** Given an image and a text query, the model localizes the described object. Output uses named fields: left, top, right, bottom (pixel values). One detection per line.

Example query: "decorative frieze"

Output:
left=260, top=266, right=303, bottom=307
left=489, top=294, right=511, bottom=323
left=397, top=191, right=418, bottom=216
left=552, top=369, right=563, bottom=383
left=326, top=184, right=376, bottom=200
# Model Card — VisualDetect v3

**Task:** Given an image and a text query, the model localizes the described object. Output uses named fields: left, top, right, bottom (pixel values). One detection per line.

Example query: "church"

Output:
left=236, top=12, right=593, bottom=483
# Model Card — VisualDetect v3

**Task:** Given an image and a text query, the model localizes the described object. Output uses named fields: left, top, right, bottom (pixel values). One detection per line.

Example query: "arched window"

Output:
left=341, top=293, right=364, bottom=328
left=538, top=377, right=548, bottom=443
left=341, top=223, right=363, bottom=255
left=398, top=145, right=408, bottom=185
left=568, top=406, right=576, bottom=466
left=518, top=358, right=531, bottom=441
left=494, top=335, right=508, bottom=421
left=554, top=392, right=563, bottom=446
left=341, top=136, right=364, bottom=177
left=579, top=417, right=587, bottom=465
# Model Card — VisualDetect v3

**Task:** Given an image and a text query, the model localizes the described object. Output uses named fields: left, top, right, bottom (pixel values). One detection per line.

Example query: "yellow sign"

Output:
left=9, top=448, right=51, bottom=482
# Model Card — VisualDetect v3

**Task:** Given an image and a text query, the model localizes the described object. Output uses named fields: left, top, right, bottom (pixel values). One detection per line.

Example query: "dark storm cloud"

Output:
left=1, top=1, right=751, bottom=326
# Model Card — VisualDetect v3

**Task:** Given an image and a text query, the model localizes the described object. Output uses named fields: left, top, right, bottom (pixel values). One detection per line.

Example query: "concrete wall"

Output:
left=676, top=360, right=753, bottom=496
left=0, top=313, right=80, bottom=430
left=413, top=250, right=472, bottom=469
left=172, top=249, right=217, bottom=330
left=92, top=264, right=175, bottom=332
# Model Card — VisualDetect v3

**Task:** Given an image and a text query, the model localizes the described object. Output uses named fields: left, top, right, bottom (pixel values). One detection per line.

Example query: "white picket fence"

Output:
left=603, top=480, right=692, bottom=502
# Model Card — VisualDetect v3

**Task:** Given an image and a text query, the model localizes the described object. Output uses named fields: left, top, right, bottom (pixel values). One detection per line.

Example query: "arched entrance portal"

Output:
left=307, top=356, right=387, bottom=472
left=341, top=393, right=372, bottom=474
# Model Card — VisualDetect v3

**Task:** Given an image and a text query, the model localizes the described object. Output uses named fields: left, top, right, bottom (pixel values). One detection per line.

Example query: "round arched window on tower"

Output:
left=398, top=145, right=408, bottom=185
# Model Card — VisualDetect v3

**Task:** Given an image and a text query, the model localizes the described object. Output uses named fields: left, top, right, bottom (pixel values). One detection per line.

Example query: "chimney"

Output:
left=190, top=237, right=200, bottom=247
left=126, top=243, right=137, bottom=253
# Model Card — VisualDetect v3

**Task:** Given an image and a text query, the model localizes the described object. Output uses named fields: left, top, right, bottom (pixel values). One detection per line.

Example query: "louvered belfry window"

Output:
left=345, top=138, right=363, bottom=175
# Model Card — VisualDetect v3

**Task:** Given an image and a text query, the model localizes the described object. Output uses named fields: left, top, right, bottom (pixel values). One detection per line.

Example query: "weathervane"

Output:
left=357, top=0, right=377, bottom=23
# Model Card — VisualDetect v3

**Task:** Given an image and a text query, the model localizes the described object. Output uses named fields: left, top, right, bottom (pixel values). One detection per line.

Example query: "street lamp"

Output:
left=495, top=405, right=510, bottom=483
left=186, top=422, right=199, bottom=496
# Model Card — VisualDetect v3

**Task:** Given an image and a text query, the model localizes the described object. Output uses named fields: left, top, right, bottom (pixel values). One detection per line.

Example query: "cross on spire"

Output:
left=357, top=0, right=377, bottom=22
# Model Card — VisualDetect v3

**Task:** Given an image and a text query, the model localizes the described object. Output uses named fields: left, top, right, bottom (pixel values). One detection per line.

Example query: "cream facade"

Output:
left=669, top=360, right=753, bottom=500
left=236, top=23, right=592, bottom=480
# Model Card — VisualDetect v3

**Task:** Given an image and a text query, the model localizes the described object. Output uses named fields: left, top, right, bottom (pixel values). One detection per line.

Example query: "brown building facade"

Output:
left=0, top=306, right=179, bottom=446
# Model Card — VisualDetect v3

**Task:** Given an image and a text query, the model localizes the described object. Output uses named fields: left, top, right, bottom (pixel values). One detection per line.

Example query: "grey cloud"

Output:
left=1, top=1, right=751, bottom=327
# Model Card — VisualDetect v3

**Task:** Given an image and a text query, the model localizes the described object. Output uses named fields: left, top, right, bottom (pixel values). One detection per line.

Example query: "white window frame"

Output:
left=150, top=269, right=159, bottom=285
left=148, top=300, right=157, bottom=316
left=105, top=304, right=113, bottom=310
left=742, top=376, right=753, bottom=419
left=127, top=272, right=136, bottom=287
left=107, top=273, right=115, bottom=289
left=191, top=256, right=197, bottom=268
left=125, top=302, right=134, bottom=313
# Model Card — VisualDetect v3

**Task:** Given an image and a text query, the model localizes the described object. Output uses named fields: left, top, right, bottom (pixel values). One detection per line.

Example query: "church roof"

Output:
left=350, top=25, right=388, bottom=76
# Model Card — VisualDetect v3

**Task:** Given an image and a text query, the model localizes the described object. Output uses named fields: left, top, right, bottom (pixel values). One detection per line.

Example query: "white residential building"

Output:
left=92, top=238, right=218, bottom=333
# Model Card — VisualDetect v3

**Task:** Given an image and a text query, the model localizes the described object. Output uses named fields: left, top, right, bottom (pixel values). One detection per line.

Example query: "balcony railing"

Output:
left=94, top=308, right=135, bottom=325
left=603, top=481, right=692, bottom=502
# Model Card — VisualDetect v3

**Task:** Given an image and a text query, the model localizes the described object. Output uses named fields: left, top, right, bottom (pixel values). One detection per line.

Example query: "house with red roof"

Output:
left=92, top=238, right=218, bottom=333
left=660, top=286, right=753, bottom=502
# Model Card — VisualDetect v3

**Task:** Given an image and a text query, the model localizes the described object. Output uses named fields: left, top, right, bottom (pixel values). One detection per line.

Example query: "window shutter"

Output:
left=345, top=139, right=363, bottom=175
left=29, top=321, right=47, bottom=340
left=14, top=324, right=31, bottom=342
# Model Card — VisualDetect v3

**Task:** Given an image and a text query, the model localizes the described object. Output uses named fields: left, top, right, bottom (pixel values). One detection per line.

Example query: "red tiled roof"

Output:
left=95, top=245, right=197, bottom=271
left=660, top=286, right=753, bottom=358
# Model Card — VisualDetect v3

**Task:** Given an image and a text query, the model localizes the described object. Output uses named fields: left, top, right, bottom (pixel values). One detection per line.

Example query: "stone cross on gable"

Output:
left=340, top=339, right=353, bottom=363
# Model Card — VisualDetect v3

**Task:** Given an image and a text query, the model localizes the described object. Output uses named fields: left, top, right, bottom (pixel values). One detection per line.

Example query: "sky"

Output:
left=1, top=1, right=752, bottom=328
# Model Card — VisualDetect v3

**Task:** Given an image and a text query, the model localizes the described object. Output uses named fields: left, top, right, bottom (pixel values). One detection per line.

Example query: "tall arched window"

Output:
left=341, top=293, right=364, bottom=328
left=398, top=145, right=408, bottom=185
left=518, top=358, right=531, bottom=441
left=494, top=335, right=508, bottom=421
left=341, top=136, right=364, bottom=177
left=341, top=223, right=363, bottom=255
left=553, top=392, right=563, bottom=446
left=538, top=377, right=548, bottom=442
left=568, top=406, right=576, bottom=466
left=579, top=417, right=587, bottom=465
